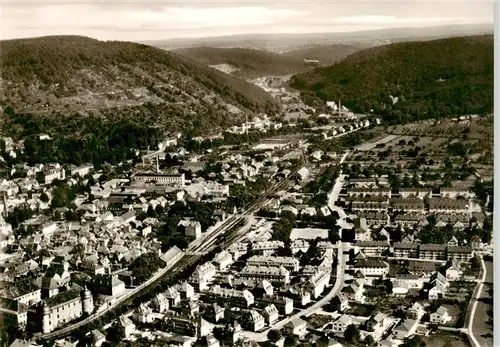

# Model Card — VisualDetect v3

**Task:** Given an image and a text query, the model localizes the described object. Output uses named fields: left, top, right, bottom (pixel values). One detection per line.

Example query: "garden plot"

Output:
left=290, top=228, right=329, bottom=240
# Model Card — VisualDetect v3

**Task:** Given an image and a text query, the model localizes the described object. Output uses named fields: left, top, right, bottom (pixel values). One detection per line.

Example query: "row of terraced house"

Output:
left=353, top=240, right=475, bottom=262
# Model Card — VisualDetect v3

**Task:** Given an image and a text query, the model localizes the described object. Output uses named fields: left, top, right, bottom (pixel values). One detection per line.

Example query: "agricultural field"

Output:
left=355, top=134, right=398, bottom=151
left=472, top=259, right=493, bottom=347
left=390, top=120, right=470, bottom=138
left=421, top=331, right=470, bottom=347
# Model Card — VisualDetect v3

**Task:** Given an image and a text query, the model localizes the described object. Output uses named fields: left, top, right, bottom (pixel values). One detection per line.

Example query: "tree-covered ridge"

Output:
left=0, top=35, right=279, bottom=118
left=172, top=46, right=312, bottom=78
left=283, top=43, right=362, bottom=66
left=290, top=35, right=493, bottom=123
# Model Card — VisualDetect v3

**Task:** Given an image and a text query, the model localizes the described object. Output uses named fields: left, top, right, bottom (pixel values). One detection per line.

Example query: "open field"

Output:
left=356, top=134, right=398, bottom=151
left=421, top=331, right=470, bottom=347
left=355, top=134, right=451, bottom=154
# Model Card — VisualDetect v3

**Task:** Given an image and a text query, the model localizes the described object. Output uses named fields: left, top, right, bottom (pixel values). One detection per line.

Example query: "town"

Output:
left=0, top=73, right=493, bottom=347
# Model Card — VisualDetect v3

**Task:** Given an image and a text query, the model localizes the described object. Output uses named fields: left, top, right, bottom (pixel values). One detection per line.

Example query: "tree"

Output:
left=402, top=336, right=426, bottom=347
left=72, top=244, right=86, bottom=258
left=344, top=324, right=361, bottom=343
left=5, top=206, right=34, bottom=230
left=283, top=335, right=297, bottom=347
left=328, top=228, right=340, bottom=243
left=147, top=205, right=158, bottom=218
left=268, top=329, right=282, bottom=343
left=272, top=215, right=295, bottom=242
left=276, top=246, right=293, bottom=257
left=391, top=225, right=403, bottom=243
left=300, top=253, right=312, bottom=267
left=306, top=239, right=321, bottom=259
left=364, top=335, right=376, bottom=346
left=40, top=192, right=49, bottom=203
left=155, top=205, right=165, bottom=215
left=65, top=209, right=80, bottom=222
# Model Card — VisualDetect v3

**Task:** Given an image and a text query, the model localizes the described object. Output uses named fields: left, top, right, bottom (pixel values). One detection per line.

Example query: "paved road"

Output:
left=467, top=255, right=490, bottom=347
left=41, top=156, right=311, bottom=339
left=41, top=250, right=184, bottom=339
left=241, top=154, right=350, bottom=342
left=327, top=152, right=351, bottom=229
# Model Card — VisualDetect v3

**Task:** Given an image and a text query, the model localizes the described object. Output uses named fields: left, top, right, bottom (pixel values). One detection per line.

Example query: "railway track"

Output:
left=40, top=156, right=309, bottom=340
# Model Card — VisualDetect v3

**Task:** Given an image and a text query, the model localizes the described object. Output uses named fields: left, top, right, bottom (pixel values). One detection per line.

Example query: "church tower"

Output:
left=81, top=286, right=94, bottom=315
left=42, top=302, right=52, bottom=334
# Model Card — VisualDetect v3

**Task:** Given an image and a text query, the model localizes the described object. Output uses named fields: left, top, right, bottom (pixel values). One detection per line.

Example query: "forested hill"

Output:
left=283, top=44, right=362, bottom=66
left=171, top=46, right=312, bottom=78
left=290, top=35, right=494, bottom=123
left=0, top=36, right=280, bottom=136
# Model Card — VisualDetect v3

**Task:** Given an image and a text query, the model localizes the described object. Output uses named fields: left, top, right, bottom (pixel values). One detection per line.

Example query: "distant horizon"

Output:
left=2, top=22, right=494, bottom=44
left=140, top=22, right=495, bottom=43
left=3, top=1, right=494, bottom=42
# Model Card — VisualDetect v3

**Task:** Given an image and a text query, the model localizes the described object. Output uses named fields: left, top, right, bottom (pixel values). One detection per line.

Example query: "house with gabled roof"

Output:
left=331, top=314, right=353, bottom=333
left=366, top=311, right=391, bottom=337
left=165, top=287, right=181, bottom=307
left=392, top=319, right=418, bottom=339
left=430, top=306, right=452, bottom=325
left=178, top=220, right=202, bottom=240
left=206, top=286, right=254, bottom=308
left=358, top=212, right=390, bottom=228
left=429, top=198, right=468, bottom=214
left=118, top=315, right=136, bottom=339
left=330, top=294, right=349, bottom=312
left=91, top=329, right=106, bottom=347
left=191, top=262, right=216, bottom=291
left=447, top=236, right=459, bottom=247
left=390, top=198, right=425, bottom=213
left=151, top=293, right=169, bottom=313
left=470, top=212, right=485, bottom=229
left=258, top=295, right=293, bottom=315
left=176, top=281, right=195, bottom=300
left=254, top=280, right=274, bottom=297
left=445, top=262, right=462, bottom=281
left=470, top=236, right=483, bottom=250
left=213, top=250, right=233, bottom=271
left=247, top=310, right=265, bottom=331
left=407, top=302, right=425, bottom=320
left=284, top=318, right=307, bottom=337
left=134, top=303, right=154, bottom=324
left=439, top=187, right=470, bottom=199
left=341, top=280, right=365, bottom=303
left=391, top=274, right=424, bottom=292
left=428, top=274, right=449, bottom=300
left=261, top=304, right=279, bottom=324
left=395, top=214, right=426, bottom=228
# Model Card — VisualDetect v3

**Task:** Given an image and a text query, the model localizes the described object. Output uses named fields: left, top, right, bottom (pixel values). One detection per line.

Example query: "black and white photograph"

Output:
left=0, top=1, right=496, bottom=347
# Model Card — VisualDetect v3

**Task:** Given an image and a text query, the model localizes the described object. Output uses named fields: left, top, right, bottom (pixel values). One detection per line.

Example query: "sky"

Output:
left=2, top=0, right=494, bottom=42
